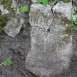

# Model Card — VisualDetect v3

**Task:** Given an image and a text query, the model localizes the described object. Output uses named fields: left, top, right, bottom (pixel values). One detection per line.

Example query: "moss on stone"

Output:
left=62, top=35, right=71, bottom=44
left=0, top=10, right=8, bottom=33
left=0, top=0, right=16, bottom=33
left=0, top=0, right=12, bottom=9
left=62, top=0, right=72, bottom=3
left=61, top=17, right=72, bottom=24
left=0, top=0, right=16, bottom=17
left=65, top=24, right=73, bottom=35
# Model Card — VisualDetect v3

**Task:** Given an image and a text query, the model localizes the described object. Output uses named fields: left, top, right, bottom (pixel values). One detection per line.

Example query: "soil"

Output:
left=0, top=27, right=37, bottom=77
left=0, top=0, right=37, bottom=77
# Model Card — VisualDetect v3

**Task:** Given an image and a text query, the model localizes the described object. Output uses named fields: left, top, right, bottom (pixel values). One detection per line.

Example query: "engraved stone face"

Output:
left=26, top=2, right=72, bottom=77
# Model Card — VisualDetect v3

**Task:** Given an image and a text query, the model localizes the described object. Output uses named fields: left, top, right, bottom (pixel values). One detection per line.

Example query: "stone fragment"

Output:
left=53, top=1, right=72, bottom=20
left=4, top=18, right=24, bottom=37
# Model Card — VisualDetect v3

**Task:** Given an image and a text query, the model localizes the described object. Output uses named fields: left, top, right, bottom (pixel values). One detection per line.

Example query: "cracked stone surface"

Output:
left=26, top=2, right=73, bottom=77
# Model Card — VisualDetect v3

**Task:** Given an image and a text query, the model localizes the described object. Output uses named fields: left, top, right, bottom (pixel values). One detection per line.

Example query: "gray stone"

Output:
left=53, top=1, right=72, bottom=20
left=26, top=2, right=72, bottom=77
left=31, top=0, right=37, bottom=3
left=4, top=18, right=24, bottom=37
left=29, top=4, right=53, bottom=31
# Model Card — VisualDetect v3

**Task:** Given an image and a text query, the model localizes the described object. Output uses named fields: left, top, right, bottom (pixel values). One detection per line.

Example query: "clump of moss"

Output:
left=0, top=0, right=16, bottom=17
left=0, top=0, right=12, bottom=9
left=62, top=0, right=72, bottom=3
left=65, top=24, right=74, bottom=35
left=0, top=10, right=8, bottom=33
left=61, top=17, right=72, bottom=24
left=0, top=0, right=16, bottom=33
left=62, top=35, right=71, bottom=44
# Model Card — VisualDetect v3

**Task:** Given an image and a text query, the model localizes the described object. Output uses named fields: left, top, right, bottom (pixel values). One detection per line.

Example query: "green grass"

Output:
left=0, top=56, right=14, bottom=67
left=37, top=0, right=48, bottom=6
left=72, top=6, right=77, bottom=31
left=19, top=6, right=29, bottom=13
left=37, top=0, right=57, bottom=6
left=37, top=0, right=72, bottom=6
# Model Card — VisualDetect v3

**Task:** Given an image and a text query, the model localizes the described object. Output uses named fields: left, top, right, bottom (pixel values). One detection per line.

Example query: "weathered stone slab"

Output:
left=26, top=2, right=72, bottom=77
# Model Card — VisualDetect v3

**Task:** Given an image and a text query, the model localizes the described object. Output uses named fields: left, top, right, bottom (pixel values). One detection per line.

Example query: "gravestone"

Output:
left=26, top=1, right=73, bottom=77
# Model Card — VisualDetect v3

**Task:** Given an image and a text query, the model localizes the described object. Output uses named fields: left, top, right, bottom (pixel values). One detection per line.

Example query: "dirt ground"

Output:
left=0, top=26, right=37, bottom=77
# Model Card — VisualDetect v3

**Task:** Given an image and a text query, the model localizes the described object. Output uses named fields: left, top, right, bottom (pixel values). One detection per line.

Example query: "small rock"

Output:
left=4, top=18, right=24, bottom=37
